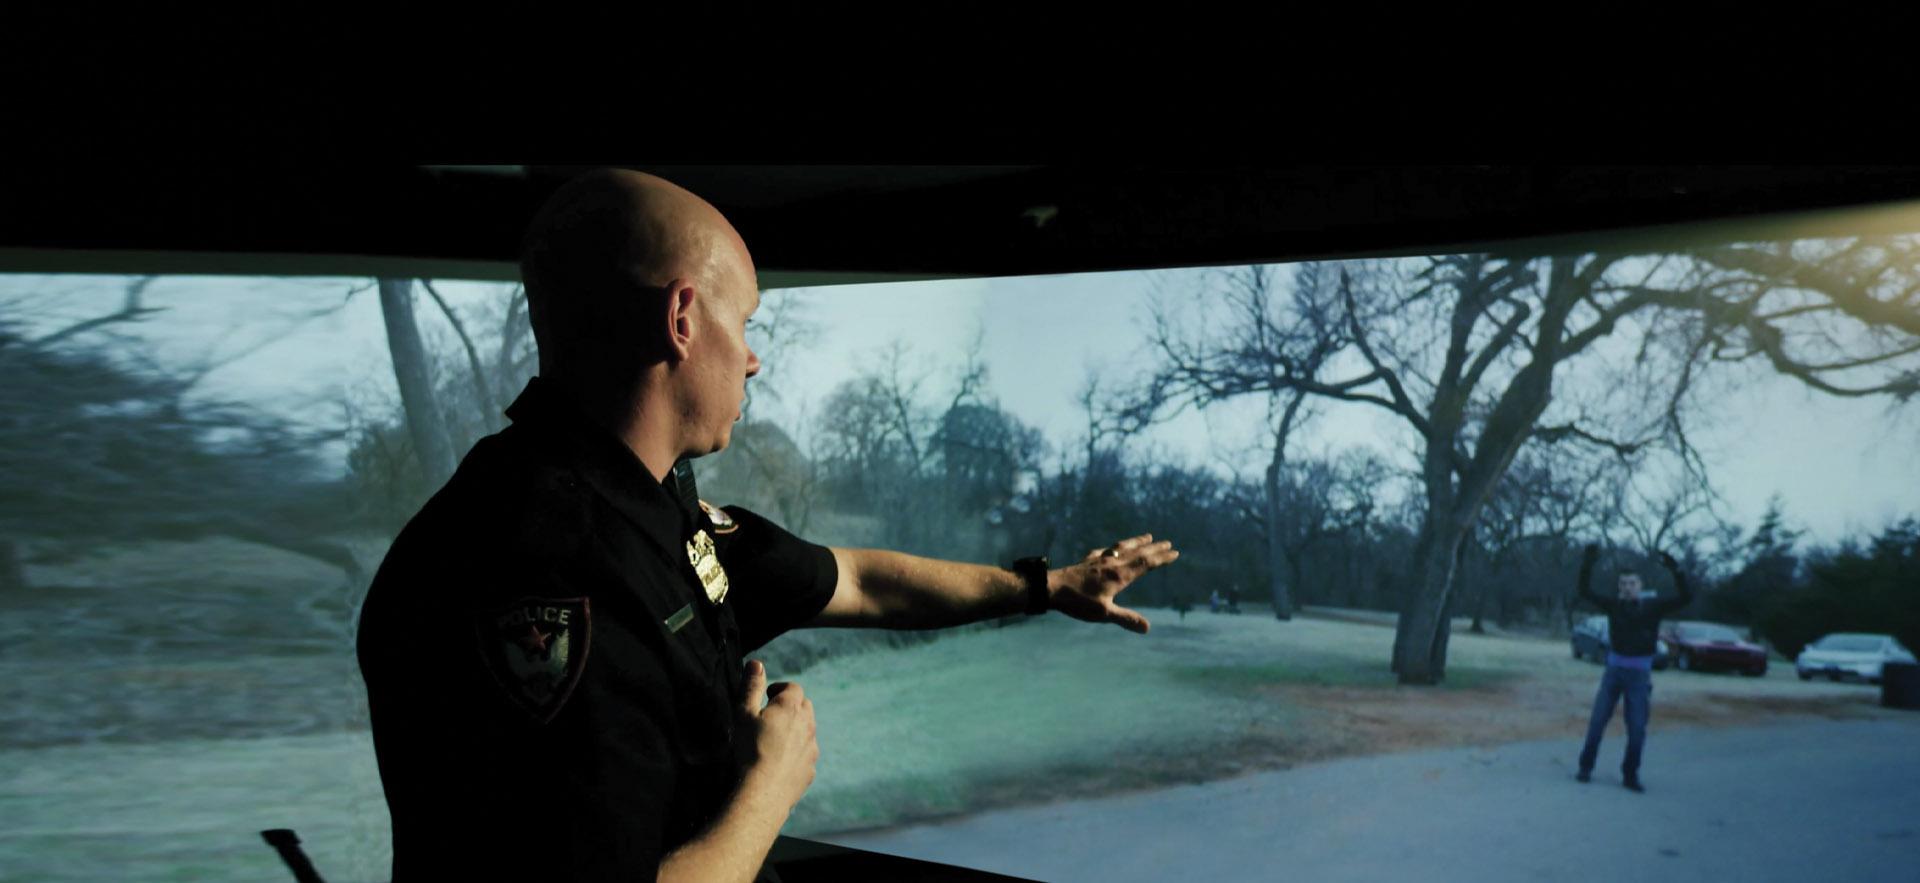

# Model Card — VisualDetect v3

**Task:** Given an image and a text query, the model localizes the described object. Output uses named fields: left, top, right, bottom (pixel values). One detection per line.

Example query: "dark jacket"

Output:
left=1575, top=559, right=1692, bottom=658
left=357, top=377, right=840, bottom=881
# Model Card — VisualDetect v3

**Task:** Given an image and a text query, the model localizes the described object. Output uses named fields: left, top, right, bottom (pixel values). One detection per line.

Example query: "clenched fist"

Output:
left=737, top=660, right=818, bottom=812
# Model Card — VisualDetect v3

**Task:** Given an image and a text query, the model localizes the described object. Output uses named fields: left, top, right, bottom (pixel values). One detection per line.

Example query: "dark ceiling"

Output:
left=6, top=165, right=1920, bottom=282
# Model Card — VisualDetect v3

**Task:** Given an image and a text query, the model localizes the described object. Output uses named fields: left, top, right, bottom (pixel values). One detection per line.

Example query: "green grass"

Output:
left=779, top=609, right=1556, bottom=835
left=0, top=533, right=1558, bottom=871
left=1174, top=659, right=1524, bottom=691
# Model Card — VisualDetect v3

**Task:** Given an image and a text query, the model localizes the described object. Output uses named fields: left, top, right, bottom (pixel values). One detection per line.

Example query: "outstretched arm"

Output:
left=806, top=534, right=1180, bottom=634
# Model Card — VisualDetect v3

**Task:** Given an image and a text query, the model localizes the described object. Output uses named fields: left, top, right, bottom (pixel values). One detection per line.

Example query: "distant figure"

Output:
left=1210, top=589, right=1224, bottom=613
left=1570, top=544, right=1692, bottom=792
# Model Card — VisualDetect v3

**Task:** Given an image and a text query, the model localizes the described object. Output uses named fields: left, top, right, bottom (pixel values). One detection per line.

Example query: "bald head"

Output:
left=520, top=169, right=754, bottom=382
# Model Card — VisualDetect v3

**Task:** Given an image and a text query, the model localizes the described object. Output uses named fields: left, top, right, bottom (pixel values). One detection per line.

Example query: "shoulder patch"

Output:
left=477, top=597, right=591, bottom=724
left=698, top=500, right=739, bottom=534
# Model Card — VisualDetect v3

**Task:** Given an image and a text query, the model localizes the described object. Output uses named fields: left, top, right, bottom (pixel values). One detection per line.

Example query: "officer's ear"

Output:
left=662, top=279, right=697, bottom=363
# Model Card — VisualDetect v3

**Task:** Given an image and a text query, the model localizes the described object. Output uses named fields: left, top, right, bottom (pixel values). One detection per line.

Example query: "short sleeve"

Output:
left=366, top=544, right=684, bottom=880
left=713, top=505, right=839, bottom=652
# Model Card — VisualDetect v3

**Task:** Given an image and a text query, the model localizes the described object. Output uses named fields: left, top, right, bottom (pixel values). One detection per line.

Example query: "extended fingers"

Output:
left=1113, top=533, right=1153, bottom=553
left=1105, top=539, right=1177, bottom=571
left=1137, top=541, right=1181, bottom=570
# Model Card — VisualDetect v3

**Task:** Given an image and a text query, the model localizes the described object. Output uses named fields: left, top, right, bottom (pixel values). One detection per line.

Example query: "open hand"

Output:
left=1048, top=533, right=1181, bottom=634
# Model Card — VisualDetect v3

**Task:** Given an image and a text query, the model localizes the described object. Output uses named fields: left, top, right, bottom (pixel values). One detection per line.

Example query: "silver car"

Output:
left=1795, top=633, right=1918, bottom=684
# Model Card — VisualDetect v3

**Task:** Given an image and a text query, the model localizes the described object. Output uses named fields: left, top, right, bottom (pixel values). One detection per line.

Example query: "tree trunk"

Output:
left=379, top=279, right=458, bottom=490
left=1392, top=512, right=1469, bottom=684
left=1390, top=256, right=1583, bottom=682
left=1265, top=457, right=1293, bottom=620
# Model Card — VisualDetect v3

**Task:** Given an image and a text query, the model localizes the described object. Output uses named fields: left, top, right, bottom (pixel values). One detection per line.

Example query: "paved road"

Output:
left=826, top=717, right=1920, bottom=882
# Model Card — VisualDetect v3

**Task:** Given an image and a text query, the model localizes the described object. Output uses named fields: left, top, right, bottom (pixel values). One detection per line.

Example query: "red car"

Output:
left=1660, top=621, right=1769, bottom=676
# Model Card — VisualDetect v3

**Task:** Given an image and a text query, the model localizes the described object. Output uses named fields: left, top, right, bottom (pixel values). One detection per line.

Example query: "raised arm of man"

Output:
left=1655, top=550, right=1693, bottom=614
left=1573, top=543, right=1612, bottom=613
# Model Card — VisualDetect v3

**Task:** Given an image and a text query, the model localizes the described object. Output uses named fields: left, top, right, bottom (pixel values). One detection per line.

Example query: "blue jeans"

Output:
left=1578, top=664, right=1652, bottom=777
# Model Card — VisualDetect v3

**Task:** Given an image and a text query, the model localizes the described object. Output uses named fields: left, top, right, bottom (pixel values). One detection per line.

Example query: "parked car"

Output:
left=1659, top=621, right=1769, bottom=676
left=1571, top=615, right=1671, bottom=669
left=1795, top=633, right=1918, bottom=684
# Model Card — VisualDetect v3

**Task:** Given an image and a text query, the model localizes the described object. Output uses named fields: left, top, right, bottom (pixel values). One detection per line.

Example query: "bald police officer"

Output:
left=355, top=169, right=1182, bottom=882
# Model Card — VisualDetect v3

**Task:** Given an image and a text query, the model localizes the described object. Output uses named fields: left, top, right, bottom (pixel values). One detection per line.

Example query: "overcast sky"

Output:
left=8, top=264, right=1915, bottom=548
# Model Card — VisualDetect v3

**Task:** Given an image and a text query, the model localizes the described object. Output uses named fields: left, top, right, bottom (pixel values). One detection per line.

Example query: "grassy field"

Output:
left=3, top=534, right=1897, bottom=881
left=778, top=605, right=1889, bottom=836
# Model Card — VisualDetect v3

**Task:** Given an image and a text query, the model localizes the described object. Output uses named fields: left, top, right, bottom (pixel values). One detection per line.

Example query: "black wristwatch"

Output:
left=1012, top=556, right=1050, bottom=615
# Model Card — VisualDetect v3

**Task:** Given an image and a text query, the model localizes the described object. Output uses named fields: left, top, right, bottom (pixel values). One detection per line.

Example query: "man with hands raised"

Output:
left=1571, top=543, right=1693, bottom=793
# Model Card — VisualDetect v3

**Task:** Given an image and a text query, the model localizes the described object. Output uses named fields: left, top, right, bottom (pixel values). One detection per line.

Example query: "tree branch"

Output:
left=1340, top=269, right=1428, bottom=432
left=1533, top=422, right=1653, bottom=459
left=420, top=280, right=503, bottom=424
left=1697, top=245, right=1920, bottom=337
left=1460, top=299, right=1533, bottom=396
left=1740, top=321, right=1920, bottom=398
left=30, top=277, right=166, bottom=349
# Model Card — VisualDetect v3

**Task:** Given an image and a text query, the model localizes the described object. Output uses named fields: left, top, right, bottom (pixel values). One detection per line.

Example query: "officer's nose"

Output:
left=746, top=346, right=761, bottom=380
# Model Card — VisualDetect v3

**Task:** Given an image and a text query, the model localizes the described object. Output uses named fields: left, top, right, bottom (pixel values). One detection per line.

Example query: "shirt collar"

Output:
left=502, top=376, right=700, bottom=557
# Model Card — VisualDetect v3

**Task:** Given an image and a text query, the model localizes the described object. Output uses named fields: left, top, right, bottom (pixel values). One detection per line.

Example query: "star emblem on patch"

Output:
left=477, top=597, right=590, bottom=724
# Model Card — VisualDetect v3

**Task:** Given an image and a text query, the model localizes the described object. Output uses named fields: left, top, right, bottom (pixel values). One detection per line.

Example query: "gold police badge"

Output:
left=687, top=529, right=729, bottom=604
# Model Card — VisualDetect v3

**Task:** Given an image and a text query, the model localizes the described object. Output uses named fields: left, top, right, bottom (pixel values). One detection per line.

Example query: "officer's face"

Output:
left=687, top=237, right=762, bottom=455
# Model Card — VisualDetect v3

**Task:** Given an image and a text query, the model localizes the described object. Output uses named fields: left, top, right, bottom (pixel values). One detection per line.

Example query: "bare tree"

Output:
left=811, top=337, right=1037, bottom=561
left=1120, top=264, right=1353, bottom=620
left=0, top=276, right=364, bottom=596
left=347, top=278, right=539, bottom=531
left=421, top=280, right=504, bottom=430
left=1142, top=240, right=1920, bottom=684
left=377, top=278, right=457, bottom=489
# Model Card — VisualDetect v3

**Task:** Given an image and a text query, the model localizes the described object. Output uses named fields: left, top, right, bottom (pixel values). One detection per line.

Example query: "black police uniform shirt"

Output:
left=356, top=376, right=839, bottom=881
